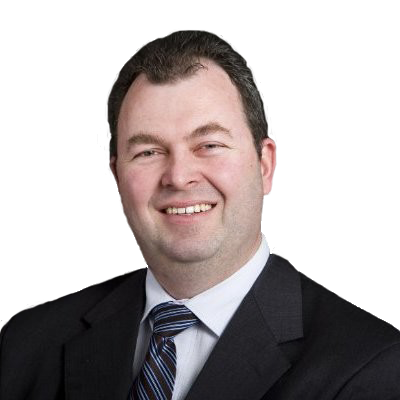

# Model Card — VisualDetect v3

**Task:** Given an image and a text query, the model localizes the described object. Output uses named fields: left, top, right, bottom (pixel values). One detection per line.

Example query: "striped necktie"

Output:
left=129, top=301, right=199, bottom=400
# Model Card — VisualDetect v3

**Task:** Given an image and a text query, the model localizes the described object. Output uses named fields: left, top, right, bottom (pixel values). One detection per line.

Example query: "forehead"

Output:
left=117, top=61, right=248, bottom=138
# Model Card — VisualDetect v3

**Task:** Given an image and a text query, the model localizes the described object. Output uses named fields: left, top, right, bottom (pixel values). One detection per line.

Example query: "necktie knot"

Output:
left=151, top=301, right=198, bottom=338
left=129, top=301, right=199, bottom=399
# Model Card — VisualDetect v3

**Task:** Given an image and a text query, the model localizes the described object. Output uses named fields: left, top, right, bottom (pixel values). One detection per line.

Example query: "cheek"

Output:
left=206, top=155, right=255, bottom=196
left=118, top=169, right=158, bottom=211
left=226, top=148, right=258, bottom=176
left=223, top=159, right=263, bottom=214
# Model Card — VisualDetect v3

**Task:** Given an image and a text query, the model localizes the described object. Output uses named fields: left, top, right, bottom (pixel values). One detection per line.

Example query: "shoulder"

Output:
left=298, top=270, right=400, bottom=348
left=0, top=269, right=146, bottom=349
left=299, top=273, right=400, bottom=396
left=0, top=269, right=147, bottom=397
left=269, top=255, right=400, bottom=395
left=269, top=254, right=400, bottom=345
left=291, top=256, right=400, bottom=391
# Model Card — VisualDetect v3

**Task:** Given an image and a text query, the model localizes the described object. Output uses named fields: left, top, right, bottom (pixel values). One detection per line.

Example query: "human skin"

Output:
left=110, top=60, right=276, bottom=299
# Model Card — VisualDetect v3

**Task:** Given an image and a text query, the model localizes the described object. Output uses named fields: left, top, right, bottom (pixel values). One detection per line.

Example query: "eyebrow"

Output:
left=126, top=122, right=232, bottom=150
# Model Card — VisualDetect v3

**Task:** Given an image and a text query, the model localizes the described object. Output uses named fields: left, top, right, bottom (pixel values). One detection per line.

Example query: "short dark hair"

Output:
left=108, top=30, right=269, bottom=158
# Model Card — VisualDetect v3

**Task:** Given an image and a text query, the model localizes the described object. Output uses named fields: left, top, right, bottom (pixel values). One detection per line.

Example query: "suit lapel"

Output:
left=63, top=255, right=303, bottom=400
left=64, top=269, right=147, bottom=400
left=186, top=255, right=303, bottom=400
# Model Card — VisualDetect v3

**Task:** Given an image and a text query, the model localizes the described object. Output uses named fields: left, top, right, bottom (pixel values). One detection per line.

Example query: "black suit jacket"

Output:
left=1, top=255, right=400, bottom=399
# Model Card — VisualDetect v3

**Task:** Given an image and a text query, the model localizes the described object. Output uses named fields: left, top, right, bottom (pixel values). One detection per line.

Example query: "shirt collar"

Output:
left=142, top=235, right=270, bottom=337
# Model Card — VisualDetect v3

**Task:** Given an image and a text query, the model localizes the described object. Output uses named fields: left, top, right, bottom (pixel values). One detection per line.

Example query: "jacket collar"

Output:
left=63, top=254, right=303, bottom=400
left=185, top=254, right=303, bottom=400
left=64, top=269, right=147, bottom=400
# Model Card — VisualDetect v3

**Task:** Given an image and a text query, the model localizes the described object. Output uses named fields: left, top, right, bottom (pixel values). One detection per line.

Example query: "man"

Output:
left=1, top=30, right=399, bottom=399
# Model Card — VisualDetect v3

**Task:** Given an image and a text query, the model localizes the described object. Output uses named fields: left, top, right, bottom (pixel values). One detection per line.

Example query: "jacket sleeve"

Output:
left=335, top=343, right=400, bottom=399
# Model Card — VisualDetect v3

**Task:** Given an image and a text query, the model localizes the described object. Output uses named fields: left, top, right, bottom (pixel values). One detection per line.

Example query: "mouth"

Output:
left=161, top=203, right=217, bottom=215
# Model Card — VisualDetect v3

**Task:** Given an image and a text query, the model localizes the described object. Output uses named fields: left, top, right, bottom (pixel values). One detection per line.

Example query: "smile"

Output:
left=163, top=203, right=215, bottom=215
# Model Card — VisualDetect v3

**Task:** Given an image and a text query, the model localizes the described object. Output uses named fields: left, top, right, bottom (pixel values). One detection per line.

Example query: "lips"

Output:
left=165, top=204, right=216, bottom=215
left=159, top=202, right=217, bottom=214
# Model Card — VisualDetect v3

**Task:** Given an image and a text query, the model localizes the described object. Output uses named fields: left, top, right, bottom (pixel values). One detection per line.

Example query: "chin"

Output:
left=160, top=241, right=219, bottom=265
left=167, top=249, right=215, bottom=264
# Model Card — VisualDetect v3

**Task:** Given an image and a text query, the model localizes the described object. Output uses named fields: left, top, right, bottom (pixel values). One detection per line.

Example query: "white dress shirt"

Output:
left=132, top=235, right=270, bottom=400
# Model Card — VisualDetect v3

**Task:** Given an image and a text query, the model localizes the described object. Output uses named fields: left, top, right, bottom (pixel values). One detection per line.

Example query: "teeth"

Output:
left=165, top=203, right=214, bottom=215
left=186, top=206, right=194, bottom=214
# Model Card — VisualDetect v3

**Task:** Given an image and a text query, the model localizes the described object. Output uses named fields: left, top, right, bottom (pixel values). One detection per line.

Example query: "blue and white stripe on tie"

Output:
left=129, top=302, right=199, bottom=400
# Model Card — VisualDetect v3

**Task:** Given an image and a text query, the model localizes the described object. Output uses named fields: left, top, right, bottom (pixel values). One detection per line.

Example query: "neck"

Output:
left=148, top=234, right=262, bottom=299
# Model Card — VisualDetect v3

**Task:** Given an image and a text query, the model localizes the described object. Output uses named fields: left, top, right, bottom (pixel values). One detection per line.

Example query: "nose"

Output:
left=161, top=151, right=201, bottom=190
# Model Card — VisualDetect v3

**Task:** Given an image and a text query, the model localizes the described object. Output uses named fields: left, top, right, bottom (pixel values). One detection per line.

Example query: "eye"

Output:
left=133, top=149, right=160, bottom=159
left=196, top=142, right=226, bottom=155
left=198, top=142, right=225, bottom=150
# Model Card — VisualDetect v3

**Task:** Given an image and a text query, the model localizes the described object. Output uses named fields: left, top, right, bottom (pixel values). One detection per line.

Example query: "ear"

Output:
left=259, top=138, right=276, bottom=195
left=109, top=156, right=119, bottom=185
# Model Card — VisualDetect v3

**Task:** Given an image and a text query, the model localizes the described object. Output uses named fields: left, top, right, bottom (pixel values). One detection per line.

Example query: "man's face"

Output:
left=111, top=62, right=275, bottom=270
